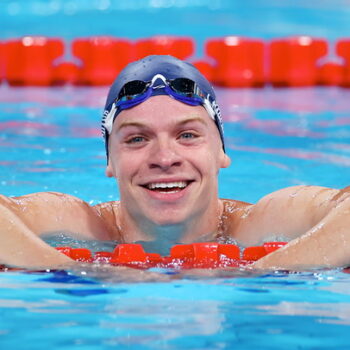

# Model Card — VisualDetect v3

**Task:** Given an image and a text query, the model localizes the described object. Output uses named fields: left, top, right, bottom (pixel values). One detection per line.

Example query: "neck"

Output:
left=117, top=199, right=224, bottom=254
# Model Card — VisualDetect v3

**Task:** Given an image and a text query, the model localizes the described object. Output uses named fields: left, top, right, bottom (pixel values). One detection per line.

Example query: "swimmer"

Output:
left=1, top=55, right=349, bottom=271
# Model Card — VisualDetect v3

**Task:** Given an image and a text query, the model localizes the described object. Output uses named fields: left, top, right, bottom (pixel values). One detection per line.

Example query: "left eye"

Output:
left=180, top=132, right=195, bottom=139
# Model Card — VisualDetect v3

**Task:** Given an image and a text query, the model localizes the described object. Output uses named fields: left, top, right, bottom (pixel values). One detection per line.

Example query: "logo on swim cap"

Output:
left=101, top=109, right=110, bottom=139
left=211, top=99, right=224, bottom=132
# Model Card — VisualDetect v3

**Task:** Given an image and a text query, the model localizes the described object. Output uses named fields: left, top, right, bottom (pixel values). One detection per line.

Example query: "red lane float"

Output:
left=3, top=35, right=350, bottom=87
left=191, top=60, right=214, bottom=81
left=205, top=37, right=265, bottom=87
left=135, top=36, right=194, bottom=60
left=53, top=62, right=80, bottom=85
left=317, top=62, right=344, bottom=86
left=72, top=37, right=134, bottom=85
left=56, top=242, right=288, bottom=269
left=269, top=36, right=328, bottom=86
left=336, top=39, right=350, bottom=87
left=0, top=41, right=4, bottom=82
left=4, top=37, right=65, bottom=86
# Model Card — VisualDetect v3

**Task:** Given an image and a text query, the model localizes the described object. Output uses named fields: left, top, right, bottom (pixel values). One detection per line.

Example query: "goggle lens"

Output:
left=171, top=78, right=195, bottom=95
left=118, top=80, right=148, bottom=101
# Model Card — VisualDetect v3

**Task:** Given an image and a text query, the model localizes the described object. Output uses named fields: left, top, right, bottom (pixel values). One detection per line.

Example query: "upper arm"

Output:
left=233, top=185, right=344, bottom=245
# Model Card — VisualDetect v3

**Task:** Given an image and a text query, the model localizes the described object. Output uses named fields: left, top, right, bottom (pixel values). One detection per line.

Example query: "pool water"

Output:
left=1, top=269, right=350, bottom=349
left=1, top=84, right=350, bottom=349
left=1, top=1, right=350, bottom=349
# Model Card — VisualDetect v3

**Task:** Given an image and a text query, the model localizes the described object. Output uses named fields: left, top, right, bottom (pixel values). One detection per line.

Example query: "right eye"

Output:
left=126, top=136, right=146, bottom=144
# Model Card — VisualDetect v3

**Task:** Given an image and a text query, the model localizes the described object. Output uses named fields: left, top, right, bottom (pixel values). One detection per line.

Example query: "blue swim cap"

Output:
left=102, top=55, right=224, bottom=157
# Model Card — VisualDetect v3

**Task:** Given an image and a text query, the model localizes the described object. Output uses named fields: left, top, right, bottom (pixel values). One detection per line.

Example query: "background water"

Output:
left=2, top=0, right=350, bottom=57
left=1, top=1, right=350, bottom=349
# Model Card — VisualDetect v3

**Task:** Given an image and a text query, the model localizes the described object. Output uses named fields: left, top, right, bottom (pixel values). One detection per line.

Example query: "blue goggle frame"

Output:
left=102, top=74, right=225, bottom=154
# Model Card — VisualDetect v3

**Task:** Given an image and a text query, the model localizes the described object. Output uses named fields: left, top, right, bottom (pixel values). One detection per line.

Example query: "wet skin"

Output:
left=0, top=96, right=350, bottom=270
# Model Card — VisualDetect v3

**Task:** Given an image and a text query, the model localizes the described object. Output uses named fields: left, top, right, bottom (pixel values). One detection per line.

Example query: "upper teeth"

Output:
left=147, top=181, right=187, bottom=189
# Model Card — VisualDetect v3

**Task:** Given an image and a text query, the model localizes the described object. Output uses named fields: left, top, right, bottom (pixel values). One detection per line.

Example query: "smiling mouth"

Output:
left=142, top=181, right=192, bottom=193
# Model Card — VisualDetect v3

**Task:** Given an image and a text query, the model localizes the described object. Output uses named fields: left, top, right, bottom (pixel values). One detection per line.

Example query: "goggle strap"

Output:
left=103, top=103, right=117, bottom=134
left=202, top=98, right=216, bottom=121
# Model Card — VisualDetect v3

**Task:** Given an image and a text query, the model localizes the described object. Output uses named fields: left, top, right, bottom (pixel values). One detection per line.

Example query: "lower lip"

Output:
left=141, top=183, right=192, bottom=202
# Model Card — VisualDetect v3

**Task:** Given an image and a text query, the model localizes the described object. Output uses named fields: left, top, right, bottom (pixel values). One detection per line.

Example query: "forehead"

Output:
left=113, top=95, right=212, bottom=130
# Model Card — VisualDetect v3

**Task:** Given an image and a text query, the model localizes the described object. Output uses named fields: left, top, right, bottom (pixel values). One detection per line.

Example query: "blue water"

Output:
left=1, top=1, right=350, bottom=349
left=1, top=269, right=350, bottom=349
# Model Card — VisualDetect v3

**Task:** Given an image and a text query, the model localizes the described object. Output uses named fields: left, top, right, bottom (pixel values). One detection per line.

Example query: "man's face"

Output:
left=106, top=95, right=230, bottom=227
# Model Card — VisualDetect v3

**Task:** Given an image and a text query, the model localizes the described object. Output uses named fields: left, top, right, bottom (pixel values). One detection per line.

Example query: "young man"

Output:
left=1, top=55, right=349, bottom=270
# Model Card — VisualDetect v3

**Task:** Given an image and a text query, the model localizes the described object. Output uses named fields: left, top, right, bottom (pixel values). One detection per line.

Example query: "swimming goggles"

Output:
left=102, top=74, right=224, bottom=141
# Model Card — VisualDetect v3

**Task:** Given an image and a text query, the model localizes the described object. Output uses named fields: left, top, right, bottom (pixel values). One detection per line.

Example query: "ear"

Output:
left=105, top=163, right=114, bottom=178
left=219, top=151, right=231, bottom=169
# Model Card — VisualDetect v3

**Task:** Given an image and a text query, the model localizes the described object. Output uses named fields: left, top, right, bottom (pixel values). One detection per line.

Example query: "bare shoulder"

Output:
left=224, top=185, right=349, bottom=246
left=1, top=192, right=114, bottom=240
left=256, top=185, right=348, bottom=211
left=2, top=191, right=92, bottom=214
left=93, top=200, right=121, bottom=230
left=220, top=198, right=252, bottom=215
left=93, top=200, right=120, bottom=215
left=219, top=198, right=252, bottom=235
left=3, top=190, right=84, bottom=203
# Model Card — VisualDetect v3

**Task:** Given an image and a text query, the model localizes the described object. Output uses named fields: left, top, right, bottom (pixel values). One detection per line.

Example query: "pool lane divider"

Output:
left=1, top=35, right=350, bottom=87
left=55, top=241, right=288, bottom=269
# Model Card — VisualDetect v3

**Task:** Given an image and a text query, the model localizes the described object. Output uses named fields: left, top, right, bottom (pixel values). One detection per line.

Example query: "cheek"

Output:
left=112, top=151, right=146, bottom=181
left=190, top=149, right=219, bottom=176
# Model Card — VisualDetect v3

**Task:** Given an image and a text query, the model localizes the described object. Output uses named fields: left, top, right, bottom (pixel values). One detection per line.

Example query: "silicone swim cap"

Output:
left=102, top=55, right=224, bottom=158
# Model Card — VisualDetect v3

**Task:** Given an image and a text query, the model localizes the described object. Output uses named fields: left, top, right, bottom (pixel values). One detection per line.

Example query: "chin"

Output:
left=146, top=208, right=190, bottom=227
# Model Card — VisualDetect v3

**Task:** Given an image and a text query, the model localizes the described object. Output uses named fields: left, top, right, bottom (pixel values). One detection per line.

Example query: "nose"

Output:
left=148, top=137, right=182, bottom=171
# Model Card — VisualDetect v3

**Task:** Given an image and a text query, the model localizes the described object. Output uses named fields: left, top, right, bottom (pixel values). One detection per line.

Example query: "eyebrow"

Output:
left=116, top=121, right=147, bottom=132
left=116, top=116, right=208, bottom=132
